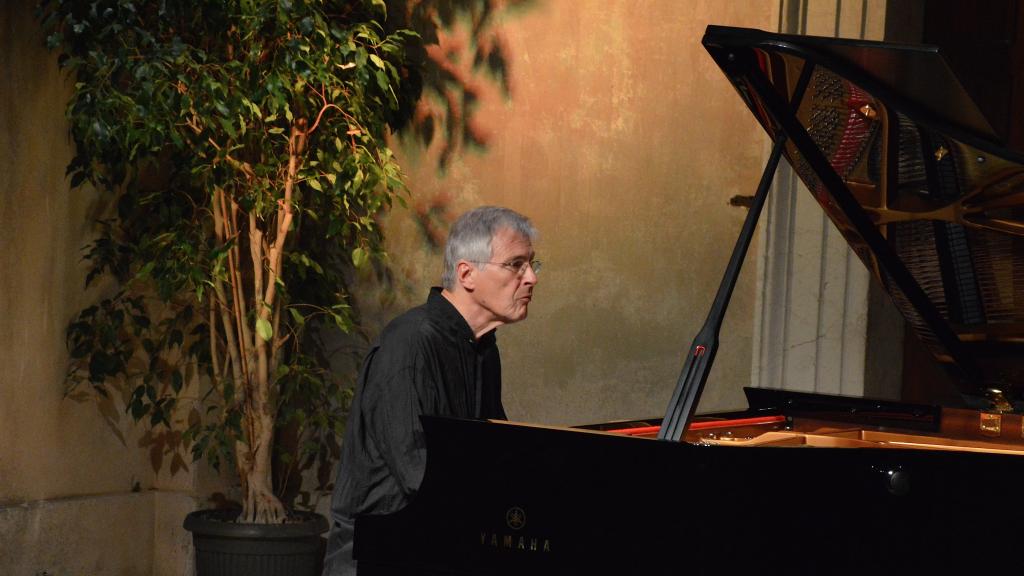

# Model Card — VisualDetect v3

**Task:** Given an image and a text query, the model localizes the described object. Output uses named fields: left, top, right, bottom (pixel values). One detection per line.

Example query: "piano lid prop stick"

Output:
left=658, top=138, right=786, bottom=442
left=658, top=54, right=815, bottom=443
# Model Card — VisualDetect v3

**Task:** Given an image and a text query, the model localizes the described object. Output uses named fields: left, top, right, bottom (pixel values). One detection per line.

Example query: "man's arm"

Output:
left=363, top=358, right=437, bottom=502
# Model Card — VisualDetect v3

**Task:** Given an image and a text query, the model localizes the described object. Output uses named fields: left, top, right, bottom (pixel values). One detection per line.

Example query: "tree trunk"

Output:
left=238, top=406, right=285, bottom=523
left=233, top=122, right=306, bottom=524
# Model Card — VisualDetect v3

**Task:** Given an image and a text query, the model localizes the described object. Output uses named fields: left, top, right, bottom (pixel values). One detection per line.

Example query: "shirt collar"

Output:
left=427, top=287, right=497, bottom=351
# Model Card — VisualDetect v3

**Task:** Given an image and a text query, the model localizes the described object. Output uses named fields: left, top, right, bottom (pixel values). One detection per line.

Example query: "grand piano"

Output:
left=354, top=26, right=1024, bottom=574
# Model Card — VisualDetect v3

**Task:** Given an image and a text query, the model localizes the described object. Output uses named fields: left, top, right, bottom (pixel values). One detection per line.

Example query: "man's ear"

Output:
left=456, top=260, right=477, bottom=291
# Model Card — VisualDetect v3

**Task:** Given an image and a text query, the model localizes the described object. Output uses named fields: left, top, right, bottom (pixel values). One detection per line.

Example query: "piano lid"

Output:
left=703, top=26, right=1024, bottom=402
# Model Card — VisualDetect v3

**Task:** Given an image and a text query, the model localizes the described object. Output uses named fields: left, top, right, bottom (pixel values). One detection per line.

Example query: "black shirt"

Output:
left=322, top=288, right=506, bottom=575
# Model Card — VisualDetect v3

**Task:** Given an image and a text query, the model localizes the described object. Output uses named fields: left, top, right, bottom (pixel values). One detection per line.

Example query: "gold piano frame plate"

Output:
left=697, top=426, right=1024, bottom=455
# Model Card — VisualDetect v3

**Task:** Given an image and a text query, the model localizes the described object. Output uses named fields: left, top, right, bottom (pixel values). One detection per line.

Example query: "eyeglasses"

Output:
left=472, top=259, right=542, bottom=277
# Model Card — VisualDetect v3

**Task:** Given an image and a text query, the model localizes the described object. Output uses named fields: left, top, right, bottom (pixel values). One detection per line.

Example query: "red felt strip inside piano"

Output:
left=613, top=415, right=787, bottom=437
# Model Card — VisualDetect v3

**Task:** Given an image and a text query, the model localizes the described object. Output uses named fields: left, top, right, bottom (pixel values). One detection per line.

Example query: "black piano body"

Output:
left=354, top=26, right=1024, bottom=575
left=357, top=401, right=1024, bottom=575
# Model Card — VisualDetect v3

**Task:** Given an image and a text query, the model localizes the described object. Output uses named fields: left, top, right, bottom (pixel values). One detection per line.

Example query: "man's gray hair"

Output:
left=442, top=206, right=537, bottom=290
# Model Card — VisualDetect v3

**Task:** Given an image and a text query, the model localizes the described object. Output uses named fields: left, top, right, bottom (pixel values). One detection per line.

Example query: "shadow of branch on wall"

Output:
left=387, top=0, right=538, bottom=171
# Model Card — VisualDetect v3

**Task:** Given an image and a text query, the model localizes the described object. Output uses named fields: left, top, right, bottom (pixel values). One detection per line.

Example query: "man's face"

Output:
left=472, top=227, right=537, bottom=326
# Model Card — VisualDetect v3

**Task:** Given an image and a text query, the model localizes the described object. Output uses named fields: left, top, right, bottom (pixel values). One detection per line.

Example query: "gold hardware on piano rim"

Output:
left=987, top=388, right=1013, bottom=413
left=980, top=412, right=1002, bottom=437
left=978, top=388, right=1014, bottom=437
left=934, top=145, right=949, bottom=161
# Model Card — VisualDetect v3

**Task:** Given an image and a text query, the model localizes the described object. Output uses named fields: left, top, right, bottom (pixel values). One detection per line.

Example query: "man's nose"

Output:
left=522, top=264, right=538, bottom=284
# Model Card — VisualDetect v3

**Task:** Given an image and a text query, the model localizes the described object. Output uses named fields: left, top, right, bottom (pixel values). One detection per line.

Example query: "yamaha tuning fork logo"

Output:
left=479, top=505, right=552, bottom=553
left=505, top=506, right=526, bottom=530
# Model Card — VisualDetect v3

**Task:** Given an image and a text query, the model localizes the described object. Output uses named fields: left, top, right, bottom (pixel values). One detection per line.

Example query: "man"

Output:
left=322, top=206, right=540, bottom=575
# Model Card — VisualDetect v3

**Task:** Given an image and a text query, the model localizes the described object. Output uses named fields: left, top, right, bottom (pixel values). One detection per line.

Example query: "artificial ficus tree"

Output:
left=40, top=0, right=420, bottom=523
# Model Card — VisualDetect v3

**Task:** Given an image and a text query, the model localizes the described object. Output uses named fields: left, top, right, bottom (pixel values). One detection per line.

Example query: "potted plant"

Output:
left=37, top=0, right=420, bottom=572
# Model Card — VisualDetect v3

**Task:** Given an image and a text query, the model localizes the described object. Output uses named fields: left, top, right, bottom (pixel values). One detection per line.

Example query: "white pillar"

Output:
left=751, top=0, right=891, bottom=396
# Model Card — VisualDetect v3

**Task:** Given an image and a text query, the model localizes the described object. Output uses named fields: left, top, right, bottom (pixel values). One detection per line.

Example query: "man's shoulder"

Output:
left=360, top=303, right=451, bottom=390
left=377, top=301, right=446, bottom=351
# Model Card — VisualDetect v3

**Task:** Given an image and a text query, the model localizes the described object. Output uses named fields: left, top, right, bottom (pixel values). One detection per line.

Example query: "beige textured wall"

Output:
left=0, top=1, right=149, bottom=507
left=370, top=0, right=780, bottom=426
left=1, top=3, right=201, bottom=575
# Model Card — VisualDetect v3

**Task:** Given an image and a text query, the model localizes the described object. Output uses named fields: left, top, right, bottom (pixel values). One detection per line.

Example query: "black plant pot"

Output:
left=184, top=509, right=328, bottom=576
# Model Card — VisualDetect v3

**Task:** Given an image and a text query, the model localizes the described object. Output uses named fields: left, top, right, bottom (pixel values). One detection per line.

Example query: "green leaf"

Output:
left=307, top=177, right=323, bottom=192
left=217, top=116, right=237, bottom=139
left=70, top=170, right=87, bottom=188
left=369, top=54, right=385, bottom=69
left=351, top=247, right=368, bottom=269
left=88, top=351, right=117, bottom=382
left=256, top=317, right=273, bottom=341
